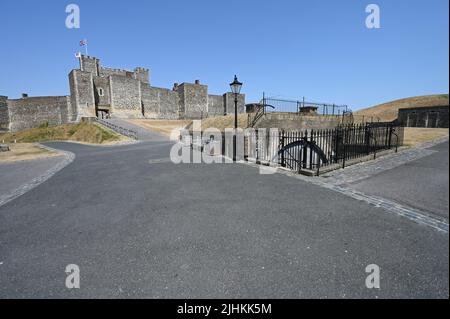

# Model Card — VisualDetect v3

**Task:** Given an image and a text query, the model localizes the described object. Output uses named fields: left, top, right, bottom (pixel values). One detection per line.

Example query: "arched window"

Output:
left=98, top=88, right=104, bottom=97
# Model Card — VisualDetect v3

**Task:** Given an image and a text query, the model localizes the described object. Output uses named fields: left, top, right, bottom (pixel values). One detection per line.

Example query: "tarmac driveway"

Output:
left=0, top=141, right=448, bottom=298
left=352, top=142, right=449, bottom=220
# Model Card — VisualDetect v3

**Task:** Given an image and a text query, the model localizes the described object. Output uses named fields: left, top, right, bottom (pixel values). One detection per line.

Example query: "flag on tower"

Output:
left=79, top=39, right=88, bottom=55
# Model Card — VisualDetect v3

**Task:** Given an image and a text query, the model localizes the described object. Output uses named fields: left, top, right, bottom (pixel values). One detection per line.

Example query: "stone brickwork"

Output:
left=176, top=82, right=208, bottom=119
left=69, top=55, right=245, bottom=120
left=1, top=55, right=245, bottom=132
left=397, top=106, right=449, bottom=128
left=224, top=92, right=246, bottom=115
left=208, top=94, right=225, bottom=117
left=6, top=96, right=71, bottom=132
left=255, top=113, right=343, bottom=130
left=110, top=75, right=141, bottom=110
left=141, top=86, right=179, bottom=119
left=0, top=96, right=9, bottom=131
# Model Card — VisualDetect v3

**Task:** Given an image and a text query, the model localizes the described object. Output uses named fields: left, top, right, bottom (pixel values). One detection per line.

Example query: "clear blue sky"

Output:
left=0, top=0, right=448, bottom=110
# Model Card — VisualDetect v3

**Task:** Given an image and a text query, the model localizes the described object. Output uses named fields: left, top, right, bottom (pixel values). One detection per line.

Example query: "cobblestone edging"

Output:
left=245, top=137, right=449, bottom=233
left=0, top=145, right=75, bottom=208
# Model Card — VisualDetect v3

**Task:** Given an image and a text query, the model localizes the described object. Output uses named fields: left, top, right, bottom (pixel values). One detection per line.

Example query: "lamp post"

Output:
left=229, top=75, right=243, bottom=162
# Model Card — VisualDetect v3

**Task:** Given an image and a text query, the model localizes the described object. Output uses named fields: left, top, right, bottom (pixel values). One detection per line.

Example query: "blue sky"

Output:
left=0, top=0, right=448, bottom=110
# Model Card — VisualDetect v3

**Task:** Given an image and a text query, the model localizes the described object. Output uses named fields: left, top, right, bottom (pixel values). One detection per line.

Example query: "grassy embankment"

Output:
left=0, top=123, right=126, bottom=162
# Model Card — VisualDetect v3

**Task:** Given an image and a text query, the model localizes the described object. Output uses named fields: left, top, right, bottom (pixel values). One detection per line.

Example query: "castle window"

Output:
left=98, top=88, right=104, bottom=96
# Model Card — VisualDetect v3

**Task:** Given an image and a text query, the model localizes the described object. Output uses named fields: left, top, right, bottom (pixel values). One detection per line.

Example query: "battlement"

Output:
left=101, top=66, right=132, bottom=73
left=135, top=67, right=149, bottom=72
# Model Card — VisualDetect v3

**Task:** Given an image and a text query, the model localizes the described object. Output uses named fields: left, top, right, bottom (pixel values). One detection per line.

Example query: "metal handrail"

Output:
left=96, top=119, right=138, bottom=140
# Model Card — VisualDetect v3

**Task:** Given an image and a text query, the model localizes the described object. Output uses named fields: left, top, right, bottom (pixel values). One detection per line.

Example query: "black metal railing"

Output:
left=262, top=95, right=350, bottom=115
left=276, top=123, right=404, bottom=174
left=242, top=123, right=403, bottom=175
left=96, top=119, right=138, bottom=140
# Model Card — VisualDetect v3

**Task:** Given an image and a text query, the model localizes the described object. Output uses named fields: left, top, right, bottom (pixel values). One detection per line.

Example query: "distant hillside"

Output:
left=354, top=94, right=449, bottom=122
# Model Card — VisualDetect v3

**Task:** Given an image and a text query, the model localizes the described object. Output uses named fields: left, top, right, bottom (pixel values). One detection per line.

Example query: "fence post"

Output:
left=302, top=131, right=308, bottom=169
left=280, top=131, right=285, bottom=167
left=342, top=129, right=346, bottom=169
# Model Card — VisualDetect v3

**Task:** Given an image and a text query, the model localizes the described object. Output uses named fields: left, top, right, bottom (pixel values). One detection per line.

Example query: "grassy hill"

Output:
left=0, top=123, right=125, bottom=144
left=354, top=94, right=449, bottom=122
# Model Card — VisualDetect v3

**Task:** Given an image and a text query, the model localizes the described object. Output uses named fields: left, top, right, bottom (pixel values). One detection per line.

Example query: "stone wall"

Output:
left=207, top=94, right=225, bottom=117
left=141, top=86, right=179, bottom=119
left=80, top=55, right=99, bottom=75
left=69, top=70, right=96, bottom=117
left=110, top=75, right=141, bottom=112
left=6, top=96, right=71, bottom=132
left=99, top=67, right=129, bottom=78
left=93, top=76, right=111, bottom=107
left=176, top=83, right=208, bottom=119
left=0, top=96, right=9, bottom=131
left=134, top=67, right=150, bottom=84
left=398, top=106, right=449, bottom=128
left=255, top=113, right=343, bottom=130
left=224, top=92, right=246, bottom=115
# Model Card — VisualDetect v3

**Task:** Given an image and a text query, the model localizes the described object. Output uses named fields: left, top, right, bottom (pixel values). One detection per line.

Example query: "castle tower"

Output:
left=134, top=67, right=150, bottom=84
left=79, top=55, right=100, bottom=76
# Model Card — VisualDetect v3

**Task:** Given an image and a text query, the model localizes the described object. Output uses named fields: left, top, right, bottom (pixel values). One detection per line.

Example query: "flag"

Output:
left=79, top=39, right=87, bottom=47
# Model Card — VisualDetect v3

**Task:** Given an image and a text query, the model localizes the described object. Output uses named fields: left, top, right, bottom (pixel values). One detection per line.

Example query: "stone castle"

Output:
left=0, top=55, right=246, bottom=132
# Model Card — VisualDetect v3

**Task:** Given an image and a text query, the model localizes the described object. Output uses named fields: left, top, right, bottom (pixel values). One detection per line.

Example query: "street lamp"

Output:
left=229, top=75, right=243, bottom=162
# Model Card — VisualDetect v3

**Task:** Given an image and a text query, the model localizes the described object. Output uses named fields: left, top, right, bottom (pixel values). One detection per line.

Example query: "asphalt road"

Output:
left=353, top=142, right=449, bottom=220
left=0, top=156, right=65, bottom=199
left=0, top=140, right=448, bottom=298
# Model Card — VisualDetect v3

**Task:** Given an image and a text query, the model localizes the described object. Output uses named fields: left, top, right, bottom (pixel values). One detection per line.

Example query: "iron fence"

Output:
left=244, top=123, right=403, bottom=175
left=262, top=95, right=350, bottom=115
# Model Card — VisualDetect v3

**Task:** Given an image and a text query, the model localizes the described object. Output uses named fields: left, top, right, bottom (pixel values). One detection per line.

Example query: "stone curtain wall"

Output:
left=93, top=77, right=111, bottom=107
left=207, top=94, right=225, bottom=117
left=398, top=106, right=449, bottom=128
left=224, top=93, right=246, bottom=115
left=2, top=55, right=247, bottom=132
left=7, top=96, right=71, bottom=132
left=110, top=75, right=141, bottom=112
left=69, top=70, right=96, bottom=118
left=177, top=83, right=208, bottom=119
left=0, top=96, right=9, bottom=130
left=141, top=86, right=179, bottom=119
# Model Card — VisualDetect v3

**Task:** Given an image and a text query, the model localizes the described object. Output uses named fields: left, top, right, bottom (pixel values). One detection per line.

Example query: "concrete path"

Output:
left=0, top=140, right=447, bottom=298
left=104, top=119, right=169, bottom=142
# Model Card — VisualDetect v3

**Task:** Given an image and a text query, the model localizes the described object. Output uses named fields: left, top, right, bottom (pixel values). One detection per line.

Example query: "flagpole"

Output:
left=85, top=39, right=88, bottom=56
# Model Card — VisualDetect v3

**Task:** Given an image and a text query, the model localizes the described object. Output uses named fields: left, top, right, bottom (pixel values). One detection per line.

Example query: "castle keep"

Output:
left=0, top=55, right=245, bottom=132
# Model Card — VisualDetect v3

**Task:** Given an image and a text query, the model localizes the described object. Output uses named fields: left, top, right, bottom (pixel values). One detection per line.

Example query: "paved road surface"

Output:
left=353, top=142, right=449, bottom=220
left=105, top=119, right=168, bottom=142
left=0, top=140, right=448, bottom=298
